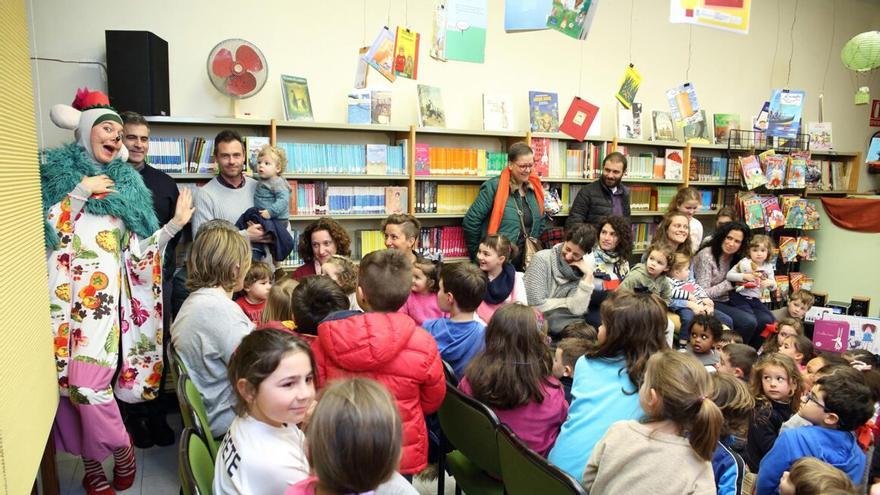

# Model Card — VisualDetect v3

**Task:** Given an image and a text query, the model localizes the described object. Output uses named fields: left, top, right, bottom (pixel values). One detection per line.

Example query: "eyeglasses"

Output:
left=512, top=162, right=533, bottom=170
left=802, top=391, right=828, bottom=411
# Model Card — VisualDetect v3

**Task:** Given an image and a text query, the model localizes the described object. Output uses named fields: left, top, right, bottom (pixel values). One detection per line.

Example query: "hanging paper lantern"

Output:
left=841, top=31, right=880, bottom=72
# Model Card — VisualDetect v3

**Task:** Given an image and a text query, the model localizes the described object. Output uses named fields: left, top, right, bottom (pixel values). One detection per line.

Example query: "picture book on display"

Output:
left=615, top=64, right=642, bottom=109
left=786, top=152, right=808, bottom=188
left=652, top=110, right=676, bottom=141
left=363, top=27, right=396, bottom=82
left=347, top=90, right=371, bottom=124
left=684, top=110, right=711, bottom=143
left=783, top=198, right=807, bottom=228
left=529, top=91, right=560, bottom=132
left=743, top=197, right=765, bottom=229
left=767, top=89, right=805, bottom=139
left=779, top=236, right=798, bottom=262
left=281, top=75, right=313, bottom=121
left=483, top=93, right=514, bottom=131
left=664, top=149, right=684, bottom=180
left=797, top=236, right=816, bottom=261
left=546, top=0, right=600, bottom=40
left=559, top=96, right=599, bottom=141
left=762, top=195, right=785, bottom=230
left=804, top=200, right=820, bottom=230
left=807, top=122, right=833, bottom=150
left=371, top=90, right=392, bottom=124
left=739, top=155, right=767, bottom=190
left=417, top=85, right=446, bottom=128
left=618, top=102, right=643, bottom=139
left=666, top=83, right=702, bottom=126
left=393, top=27, right=420, bottom=79
left=762, top=154, right=787, bottom=189
left=415, top=143, right=430, bottom=175
left=245, top=137, right=270, bottom=174
left=805, top=159, right=823, bottom=191
left=714, top=113, right=741, bottom=146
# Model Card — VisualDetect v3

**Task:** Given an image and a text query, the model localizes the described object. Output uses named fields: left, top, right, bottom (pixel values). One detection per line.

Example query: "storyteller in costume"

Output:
left=42, top=88, right=193, bottom=495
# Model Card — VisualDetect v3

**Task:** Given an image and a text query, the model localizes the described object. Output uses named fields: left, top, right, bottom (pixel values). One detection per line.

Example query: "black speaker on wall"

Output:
left=105, top=30, right=170, bottom=116
left=849, top=297, right=871, bottom=317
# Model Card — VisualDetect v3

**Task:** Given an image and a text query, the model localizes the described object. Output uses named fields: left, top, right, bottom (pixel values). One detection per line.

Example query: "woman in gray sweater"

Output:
left=171, top=220, right=255, bottom=437
left=524, top=224, right=596, bottom=337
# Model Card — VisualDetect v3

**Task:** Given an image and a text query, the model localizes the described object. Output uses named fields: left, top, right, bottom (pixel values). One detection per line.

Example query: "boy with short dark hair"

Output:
left=290, top=275, right=349, bottom=335
left=553, top=336, right=595, bottom=403
left=715, top=329, right=744, bottom=351
left=716, top=343, right=758, bottom=382
left=756, top=366, right=875, bottom=494
left=311, top=249, right=446, bottom=476
left=423, top=262, right=488, bottom=378
left=234, top=261, right=273, bottom=324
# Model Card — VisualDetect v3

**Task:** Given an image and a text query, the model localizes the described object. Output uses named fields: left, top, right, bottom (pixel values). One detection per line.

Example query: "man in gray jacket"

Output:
left=565, top=152, right=630, bottom=228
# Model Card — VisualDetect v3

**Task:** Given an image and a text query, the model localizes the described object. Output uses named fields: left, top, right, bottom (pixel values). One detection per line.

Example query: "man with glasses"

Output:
left=566, top=152, right=631, bottom=228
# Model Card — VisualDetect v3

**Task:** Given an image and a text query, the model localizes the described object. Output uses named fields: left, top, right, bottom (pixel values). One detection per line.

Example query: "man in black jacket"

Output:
left=120, top=111, right=180, bottom=448
left=565, top=152, right=630, bottom=228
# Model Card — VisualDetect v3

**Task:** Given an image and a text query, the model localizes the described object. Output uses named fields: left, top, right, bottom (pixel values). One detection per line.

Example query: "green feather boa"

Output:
left=41, top=143, right=160, bottom=250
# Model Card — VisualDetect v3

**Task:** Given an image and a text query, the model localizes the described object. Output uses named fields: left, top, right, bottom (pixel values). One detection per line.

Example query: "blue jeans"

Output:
left=676, top=307, right=734, bottom=341
left=728, top=292, right=776, bottom=347
left=713, top=301, right=758, bottom=345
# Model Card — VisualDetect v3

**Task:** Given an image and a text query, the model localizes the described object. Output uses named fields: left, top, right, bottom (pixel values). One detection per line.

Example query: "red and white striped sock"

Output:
left=112, top=443, right=136, bottom=490
left=81, top=458, right=114, bottom=495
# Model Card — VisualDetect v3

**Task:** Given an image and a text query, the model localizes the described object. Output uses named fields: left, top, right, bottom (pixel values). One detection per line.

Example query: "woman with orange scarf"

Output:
left=463, top=142, right=545, bottom=270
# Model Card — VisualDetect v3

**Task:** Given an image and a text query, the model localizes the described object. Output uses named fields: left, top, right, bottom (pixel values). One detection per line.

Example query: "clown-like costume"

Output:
left=42, top=89, right=192, bottom=494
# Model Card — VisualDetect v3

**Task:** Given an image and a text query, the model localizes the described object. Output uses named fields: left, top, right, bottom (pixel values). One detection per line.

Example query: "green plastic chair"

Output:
left=179, top=427, right=214, bottom=495
left=176, top=374, right=219, bottom=459
left=166, top=343, right=187, bottom=384
left=442, top=359, right=459, bottom=387
left=437, top=383, right=504, bottom=495
left=496, top=424, right=587, bottom=495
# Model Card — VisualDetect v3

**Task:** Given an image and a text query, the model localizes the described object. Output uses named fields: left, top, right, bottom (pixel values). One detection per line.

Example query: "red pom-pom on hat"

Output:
left=71, top=87, right=112, bottom=111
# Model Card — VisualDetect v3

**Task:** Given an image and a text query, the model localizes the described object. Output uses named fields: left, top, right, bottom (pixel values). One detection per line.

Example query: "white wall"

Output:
left=28, top=0, right=880, bottom=304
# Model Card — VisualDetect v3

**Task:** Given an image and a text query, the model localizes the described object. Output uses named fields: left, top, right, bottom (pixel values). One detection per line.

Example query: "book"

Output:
left=559, top=96, right=599, bottom=141
left=546, top=0, right=600, bottom=40
left=385, top=186, right=407, bottom=214
left=786, top=156, right=807, bottom=188
left=618, top=102, right=644, bottom=139
left=366, top=144, right=388, bottom=175
left=684, top=110, right=711, bottom=143
left=280, top=75, right=314, bottom=121
left=803, top=200, right=820, bottom=230
left=664, top=149, right=684, bottom=180
left=742, top=197, right=765, bottom=229
left=713, top=113, right=741, bottom=146
left=354, top=46, right=370, bottom=89
left=392, top=27, right=419, bottom=79
left=813, top=319, right=850, bottom=353
left=763, top=154, right=788, bottom=189
left=483, top=93, right=514, bottom=131
left=775, top=275, right=790, bottom=302
left=504, top=0, right=553, bottom=31
left=531, top=138, right=551, bottom=177
left=784, top=199, right=807, bottom=228
left=415, top=143, right=430, bottom=175
left=245, top=136, right=270, bottom=175
left=805, top=159, right=823, bottom=191
left=347, top=90, right=371, bottom=125
left=363, top=27, right=396, bottom=82
left=797, top=236, right=816, bottom=261
left=767, top=89, right=805, bottom=139
left=779, top=236, right=798, bottom=262
left=615, top=64, right=642, bottom=109
left=529, top=91, right=560, bottom=132
left=652, top=110, right=676, bottom=141
left=371, top=90, right=392, bottom=124
left=807, top=122, right=833, bottom=150
left=666, top=83, right=702, bottom=126
left=754, top=101, right=770, bottom=131
left=739, top=155, right=767, bottom=190
left=417, top=85, right=446, bottom=128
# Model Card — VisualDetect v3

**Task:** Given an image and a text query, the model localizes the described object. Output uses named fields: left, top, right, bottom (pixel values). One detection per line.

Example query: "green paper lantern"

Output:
left=841, top=31, right=880, bottom=72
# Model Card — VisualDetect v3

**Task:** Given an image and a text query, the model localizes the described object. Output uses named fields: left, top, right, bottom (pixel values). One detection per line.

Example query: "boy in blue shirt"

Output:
left=423, top=262, right=488, bottom=378
left=756, top=366, right=874, bottom=495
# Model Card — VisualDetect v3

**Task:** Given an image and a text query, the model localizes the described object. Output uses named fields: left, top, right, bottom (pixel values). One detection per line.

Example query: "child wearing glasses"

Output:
left=756, top=366, right=874, bottom=494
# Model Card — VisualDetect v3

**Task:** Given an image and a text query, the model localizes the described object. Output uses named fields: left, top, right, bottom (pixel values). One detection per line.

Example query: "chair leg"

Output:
left=438, top=456, right=445, bottom=495
left=454, top=483, right=462, bottom=495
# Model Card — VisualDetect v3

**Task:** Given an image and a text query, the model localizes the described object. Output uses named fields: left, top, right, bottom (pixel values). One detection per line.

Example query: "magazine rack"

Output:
left=727, top=129, right=809, bottom=153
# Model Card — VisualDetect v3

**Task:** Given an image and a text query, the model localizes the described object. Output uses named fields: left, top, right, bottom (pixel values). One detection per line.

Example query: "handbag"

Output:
left=513, top=194, right=542, bottom=268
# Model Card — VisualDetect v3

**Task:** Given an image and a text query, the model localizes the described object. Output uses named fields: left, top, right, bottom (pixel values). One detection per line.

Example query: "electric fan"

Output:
left=207, top=39, right=268, bottom=117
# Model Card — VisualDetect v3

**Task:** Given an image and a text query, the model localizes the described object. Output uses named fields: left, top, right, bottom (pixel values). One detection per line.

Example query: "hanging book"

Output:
left=529, top=91, right=560, bottom=132
left=739, top=155, right=767, bottom=190
left=767, top=89, right=805, bottom=139
left=779, top=237, right=798, bottom=262
left=363, top=27, right=397, bottom=82
left=430, top=2, right=448, bottom=61
left=664, top=149, right=684, bottom=180
left=652, top=110, right=676, bottom=141
left=354, top=46, right=370, bottom=89
left=281, top=75, right=314, bottom=121
left=615, top=64, right=642, bottom=109
left=618, top=102, right=644, bottom=140
left=417, top=85, right=446, bottom=128
left=803, top=200, right=820, bottom=230
left=713, top=113, right=741, bottom=146
left=807, top=122, right=833, bottom=151
left=763, top=154, right=788, bottom=189
left=483, top=93, right=515, bottom=131
left=559, top=96, right=599, bottom=141
left=684, top=110, right=711, bottom=143
left=371, top=90, right=392, bottom=124
left=347, top=90, right=372, bottom=125
left=393, top=27, right=420, bottom=79
left=546, top=0, right=600, bottom=40
left=665, top=83, right=702, bottom=126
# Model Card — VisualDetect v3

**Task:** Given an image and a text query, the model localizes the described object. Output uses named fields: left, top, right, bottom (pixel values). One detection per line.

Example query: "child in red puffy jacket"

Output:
left=312, top=249, right=446, bottom=475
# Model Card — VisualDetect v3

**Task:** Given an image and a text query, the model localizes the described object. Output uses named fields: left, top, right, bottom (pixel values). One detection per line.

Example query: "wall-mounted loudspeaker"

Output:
left=105, top=30, right=170, bottom=116
left=849, top=297, right=871, bottom=317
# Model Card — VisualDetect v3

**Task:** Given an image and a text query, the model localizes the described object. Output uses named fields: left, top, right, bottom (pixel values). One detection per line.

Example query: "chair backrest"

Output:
left=441, top=359, right=458, bottom=387
left=496, top=424, right=586, bottom=495
left=437, top=382, right=502, bottom=477
left=178, top=375, right=219, bottom=459
left=167, top=343, right=187, bottom=383
left=179, top=427, right=214, bottom=495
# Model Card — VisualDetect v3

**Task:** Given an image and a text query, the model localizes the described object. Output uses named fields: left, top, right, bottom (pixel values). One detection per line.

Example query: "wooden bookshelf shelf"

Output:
left=443, top=257, right=471, bottom=263
left=288, top=214, right=388, bottom=221
left=284, top=174, right=408, bottom=180
left=695, top=210, right=721, bottom=216
left=617, top=137, right=685, bottom=148
left=275, top=121, right=410, bottom=133
left=622, top=177, right=684, bottom=185
left=542, top=176, right=595, bottom=183
left=414, top=175, right=490, bottom=181
left=805, top=190, right=856, bottom=196
left=631, top=211, right=664, bottom=216
left=168, top=173, right=215, bottom=179
left=145, top=116, right=272, bottom=126
left=689, top=180, right=730, bottom=186
left=415, top=213, right=469, bottom=218
left=531, top=132, right=611, bottom=142
left=416, top=127, right=524, bottom=138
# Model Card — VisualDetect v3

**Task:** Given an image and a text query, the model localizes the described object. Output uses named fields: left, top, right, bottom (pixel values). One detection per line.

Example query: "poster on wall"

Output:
left=445, top=0, right=488, bottom=63
left=669, top=0, right=752, bottom=35
left=767, top=89, right=805, bottom=139
left=504, top=0, right=552, bottom=31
